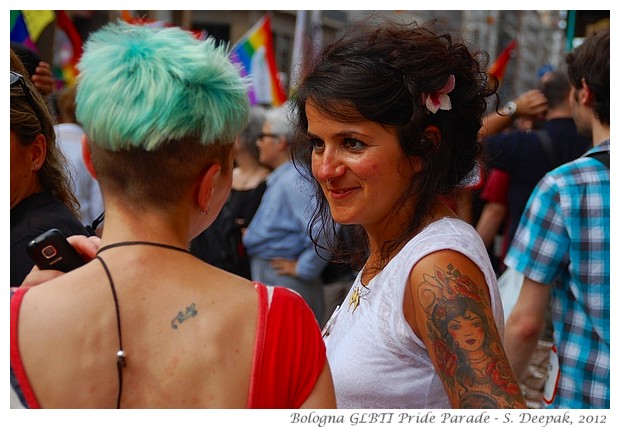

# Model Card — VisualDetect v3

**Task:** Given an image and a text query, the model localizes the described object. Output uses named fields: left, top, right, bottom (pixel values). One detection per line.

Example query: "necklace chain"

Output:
left=97, top=240, right=191, bottom=256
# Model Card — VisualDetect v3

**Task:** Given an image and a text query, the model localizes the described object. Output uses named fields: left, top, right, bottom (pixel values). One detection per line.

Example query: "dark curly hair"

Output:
left=290, top=17, right=497, bottom=271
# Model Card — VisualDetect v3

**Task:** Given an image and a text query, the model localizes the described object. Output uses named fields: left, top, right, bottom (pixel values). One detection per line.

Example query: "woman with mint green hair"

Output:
left=10, top=21, right=335, bottom=409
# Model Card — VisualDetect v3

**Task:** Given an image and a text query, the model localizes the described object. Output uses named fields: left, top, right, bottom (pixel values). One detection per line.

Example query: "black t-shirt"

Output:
left=482, top=118, right=591, bottom=249
left=10, top=191, right=90, bottom=286
left=191, top=182, right=267, bottom=279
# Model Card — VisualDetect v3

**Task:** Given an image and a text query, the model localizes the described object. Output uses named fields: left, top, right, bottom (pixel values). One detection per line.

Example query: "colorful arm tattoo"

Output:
left=417, top=263, right=525, bottom=408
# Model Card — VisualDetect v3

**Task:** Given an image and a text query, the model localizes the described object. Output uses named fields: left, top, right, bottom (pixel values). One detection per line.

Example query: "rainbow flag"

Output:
left=230, top=14, right=287, bottom=106
left=10, top=10, right=56, bottom=52
left=54, top=10, right=83, bottom=88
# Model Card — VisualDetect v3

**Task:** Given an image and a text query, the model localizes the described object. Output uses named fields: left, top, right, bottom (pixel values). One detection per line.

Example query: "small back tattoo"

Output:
left=171, top=303, right=198, bottom=330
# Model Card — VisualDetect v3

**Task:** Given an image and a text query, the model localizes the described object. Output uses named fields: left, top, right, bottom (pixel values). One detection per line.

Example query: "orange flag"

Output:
left=489, top=40, right=517, bottom=81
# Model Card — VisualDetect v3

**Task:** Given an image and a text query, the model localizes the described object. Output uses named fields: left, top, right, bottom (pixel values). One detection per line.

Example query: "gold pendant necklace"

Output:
left=348, top=286, right=361, bottom=313
left=348, top=285, right=370, bottom=313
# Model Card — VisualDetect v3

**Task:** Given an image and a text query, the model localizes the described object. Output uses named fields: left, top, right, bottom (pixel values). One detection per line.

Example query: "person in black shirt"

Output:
left=10, top=50, right=89, bottom=286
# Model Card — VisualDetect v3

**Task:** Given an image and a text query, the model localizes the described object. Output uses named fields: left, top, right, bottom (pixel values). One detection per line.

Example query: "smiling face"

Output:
left=306, top=102, right=420, bottom=235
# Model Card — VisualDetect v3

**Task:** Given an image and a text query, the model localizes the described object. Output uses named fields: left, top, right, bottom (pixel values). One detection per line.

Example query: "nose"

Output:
left=314, top=146, right=345, bottom=183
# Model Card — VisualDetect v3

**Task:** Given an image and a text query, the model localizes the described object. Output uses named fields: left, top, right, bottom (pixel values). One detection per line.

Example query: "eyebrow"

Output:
left=306, top=130, right=371, bottom=139
left=464, top=313, right=482, bottom=322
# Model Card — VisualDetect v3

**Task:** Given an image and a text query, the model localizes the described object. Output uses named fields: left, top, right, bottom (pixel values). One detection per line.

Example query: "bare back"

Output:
left=15, top=247, right=259, bottom=408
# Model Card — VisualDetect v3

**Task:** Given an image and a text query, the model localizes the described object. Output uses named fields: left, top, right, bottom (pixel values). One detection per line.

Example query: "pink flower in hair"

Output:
left=423, top=74, right=455, bottom=114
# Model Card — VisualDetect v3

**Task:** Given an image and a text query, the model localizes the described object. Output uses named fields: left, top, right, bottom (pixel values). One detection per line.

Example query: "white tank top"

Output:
left=324, top=217, right=504, bottom=408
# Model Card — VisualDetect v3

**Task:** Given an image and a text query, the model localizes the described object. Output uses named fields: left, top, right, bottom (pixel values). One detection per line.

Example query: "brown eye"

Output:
left=310, top=138, right=325, bottom=152
left=343, top=138, right=366, bottom=151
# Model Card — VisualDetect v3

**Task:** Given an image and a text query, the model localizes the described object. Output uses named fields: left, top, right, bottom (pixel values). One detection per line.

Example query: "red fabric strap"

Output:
left=247, top=283, right=326, bottom=408
left=10, top=287, right=41, bottom=408
left=247, top=283, right=268, bottom=406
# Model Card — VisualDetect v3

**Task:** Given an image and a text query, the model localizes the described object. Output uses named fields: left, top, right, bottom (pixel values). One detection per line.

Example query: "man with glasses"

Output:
left=243, top=103, right=332, bottom=322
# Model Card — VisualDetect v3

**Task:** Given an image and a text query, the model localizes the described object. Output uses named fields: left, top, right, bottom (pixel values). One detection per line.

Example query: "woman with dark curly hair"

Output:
left=291, top=17, right=526, bottom=408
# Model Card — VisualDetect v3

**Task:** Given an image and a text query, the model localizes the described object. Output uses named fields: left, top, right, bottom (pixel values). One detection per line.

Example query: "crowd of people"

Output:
left=10, top=16, right=609, bottom=410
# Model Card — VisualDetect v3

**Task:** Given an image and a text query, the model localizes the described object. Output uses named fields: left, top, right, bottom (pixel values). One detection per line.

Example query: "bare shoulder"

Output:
left=13, top=258, right=263, bottom=408
left=404, top=249, right=526, bottom=408
left=178, top=260, right=260, bottom=326
left=409, top=249, right=491, bottom=308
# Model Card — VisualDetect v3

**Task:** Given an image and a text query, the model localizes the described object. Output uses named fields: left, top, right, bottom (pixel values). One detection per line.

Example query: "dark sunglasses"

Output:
left=10, top=71, right=45, bottom=131
left=257, top=132, right=280, bottom=141
left=85, top=211, right=105, bottom=236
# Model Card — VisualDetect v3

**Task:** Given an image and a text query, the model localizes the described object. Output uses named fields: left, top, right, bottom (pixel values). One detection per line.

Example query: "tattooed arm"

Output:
left=404, top=250, right=527, bottom=408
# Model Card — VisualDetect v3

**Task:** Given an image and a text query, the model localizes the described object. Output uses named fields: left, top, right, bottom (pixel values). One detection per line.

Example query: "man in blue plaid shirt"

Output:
left=503, top=30, right=610, bottom=409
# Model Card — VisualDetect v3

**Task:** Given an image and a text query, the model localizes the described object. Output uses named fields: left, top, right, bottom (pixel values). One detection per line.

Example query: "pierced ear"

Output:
left=82, top=135, right=97, bottom=179
left=196, top=163, right=222, bottom=212
left=30, top=133, right=47, bottom=170
left=423, top=125, right=442, bottom=146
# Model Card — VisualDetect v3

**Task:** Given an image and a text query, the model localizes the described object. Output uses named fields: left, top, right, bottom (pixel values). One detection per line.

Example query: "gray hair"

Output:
left=265, top=102, right=294, bottom=143
left=239, top=105, right=267, bottom=159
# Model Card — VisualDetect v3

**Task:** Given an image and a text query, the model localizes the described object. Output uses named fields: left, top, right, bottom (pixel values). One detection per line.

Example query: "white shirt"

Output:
left=55, top=123, right=104, bottom=224
left=324, top=218, right=504, bottom=408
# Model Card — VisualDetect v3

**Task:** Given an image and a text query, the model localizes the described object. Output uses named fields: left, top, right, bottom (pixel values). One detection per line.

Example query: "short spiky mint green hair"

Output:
left=76, top=21, right=249, bottom=151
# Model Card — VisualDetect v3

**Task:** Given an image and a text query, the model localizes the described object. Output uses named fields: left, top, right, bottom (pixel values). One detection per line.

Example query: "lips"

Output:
left=327, top=186, right=358, bottom=200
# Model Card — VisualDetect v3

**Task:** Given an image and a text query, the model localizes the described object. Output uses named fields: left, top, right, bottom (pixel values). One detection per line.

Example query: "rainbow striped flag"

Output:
left=10, top=10, right=55, bottom=52
left=54, top=10, right=83, bottom=88
left=230, top=14, right=287, bottom=106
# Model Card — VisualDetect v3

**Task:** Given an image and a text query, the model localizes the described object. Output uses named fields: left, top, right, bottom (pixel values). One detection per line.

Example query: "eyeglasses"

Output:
left=257, top=132, right=280, bottom=141
left=10, top=71, right=45, bottom=131
left=84, top=211, right=105, bottom=236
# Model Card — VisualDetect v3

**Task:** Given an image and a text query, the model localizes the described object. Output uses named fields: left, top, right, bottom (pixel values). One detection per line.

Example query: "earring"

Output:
left=199, top=208, right=210, bottom=215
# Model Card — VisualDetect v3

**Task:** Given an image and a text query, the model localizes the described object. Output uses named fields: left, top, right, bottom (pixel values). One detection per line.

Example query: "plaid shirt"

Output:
left=505, top=140, right=610, bottom=409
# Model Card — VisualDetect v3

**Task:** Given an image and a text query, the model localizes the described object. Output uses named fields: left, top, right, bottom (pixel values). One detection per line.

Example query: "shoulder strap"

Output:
left=534, top=129, right=560, bottom=167
left=10, top=287, right=40, bottom=408
left=587, top=150, right=610, bottom=169
left=247, top=283, right=269, bottom=408
left=247, top=285, right=326, bottom=408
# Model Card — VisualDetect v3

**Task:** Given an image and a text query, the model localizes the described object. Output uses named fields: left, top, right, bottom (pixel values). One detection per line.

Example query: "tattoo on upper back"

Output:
left=171, top=303, right=198, bottom=330
left=418, top=263, right=522, bottom=408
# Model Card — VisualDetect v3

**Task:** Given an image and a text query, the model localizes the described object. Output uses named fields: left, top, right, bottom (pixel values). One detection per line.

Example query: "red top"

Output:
left=10, top=283, right=326, bottom=408
left=480, top=168, right=510, bottom=206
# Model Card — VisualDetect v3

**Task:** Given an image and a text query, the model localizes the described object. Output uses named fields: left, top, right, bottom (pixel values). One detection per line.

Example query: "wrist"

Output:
left=501, top=101, right=517, bottom=117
